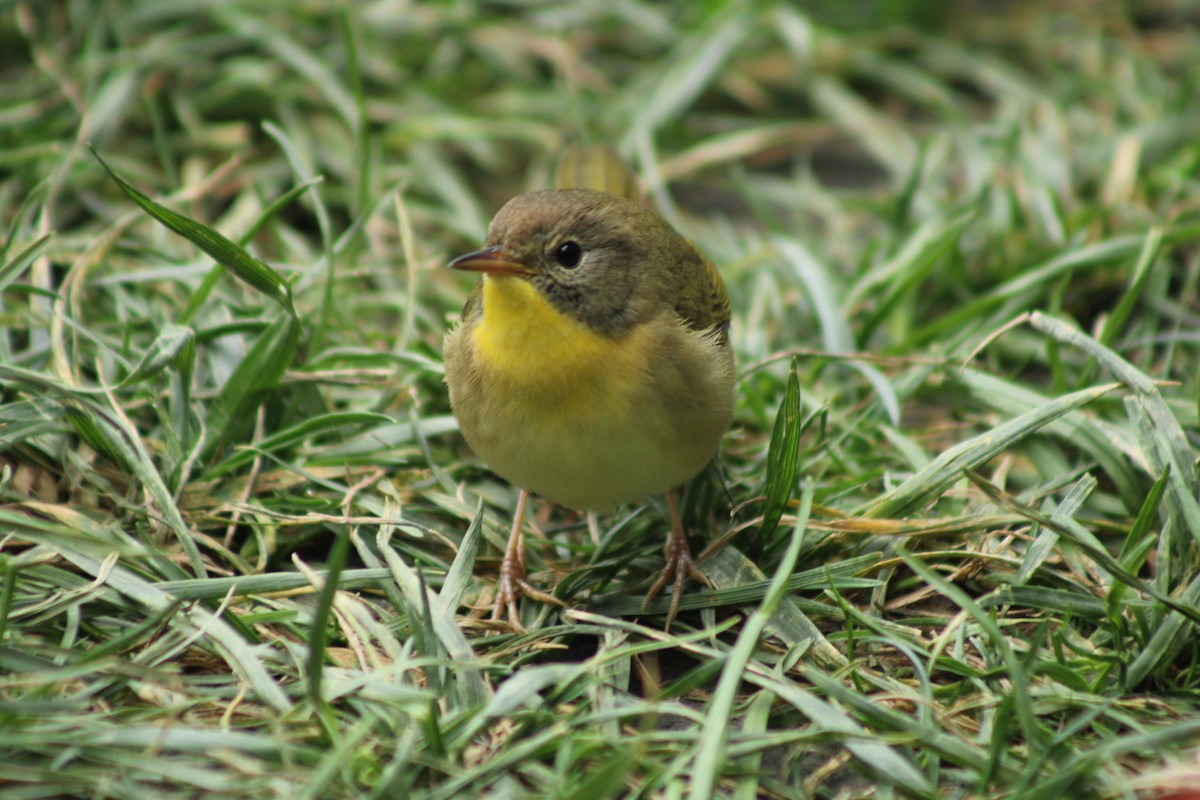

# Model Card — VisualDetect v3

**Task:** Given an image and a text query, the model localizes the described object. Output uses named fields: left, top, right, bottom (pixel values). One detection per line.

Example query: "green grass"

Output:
left=3, top=1, right=1200, bottom=797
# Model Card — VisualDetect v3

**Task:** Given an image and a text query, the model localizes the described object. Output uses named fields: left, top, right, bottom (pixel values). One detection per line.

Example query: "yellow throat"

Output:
left=471, top=274, right=651, bottom=411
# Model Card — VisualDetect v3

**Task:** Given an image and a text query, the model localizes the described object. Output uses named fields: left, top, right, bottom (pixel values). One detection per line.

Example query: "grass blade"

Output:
left=758, top=357, right=802, bottom=543
left=199, top=312, right=300, bottom=464
left=91, top=148, right=295, bottom=315
left=863, top=382, right=1118, bottom=519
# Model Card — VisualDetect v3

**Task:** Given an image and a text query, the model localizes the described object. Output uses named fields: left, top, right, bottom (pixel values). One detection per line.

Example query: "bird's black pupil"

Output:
left=555, top=241, right=582, bottom=268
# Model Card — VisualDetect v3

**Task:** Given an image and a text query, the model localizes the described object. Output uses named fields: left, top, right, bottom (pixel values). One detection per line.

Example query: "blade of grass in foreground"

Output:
left=47, top=542, right=291, bottom=713
left=91, top=148, right=296, bottom=316
left=570, top=609, right=936, bottom=796
left=956, top=367, right=1143, bottom=511
left=438, top=498, right=485, bottom=611
left=701, top=544, right=845, bottom=668
left=179, top=176, right=323, bottom=326
left=757, top=357, right=802, bottom=545
left=377, top=528, right=489, bottom=708
left=304, top=522, right=353, bottom=735
left=861, top=381, right=1119, bottom=519
left=690, top=482, right=815, bottom=800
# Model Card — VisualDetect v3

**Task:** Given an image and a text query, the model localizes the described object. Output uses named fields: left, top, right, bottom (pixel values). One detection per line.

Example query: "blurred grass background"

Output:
left=3, top=0, right=1200, bottom=797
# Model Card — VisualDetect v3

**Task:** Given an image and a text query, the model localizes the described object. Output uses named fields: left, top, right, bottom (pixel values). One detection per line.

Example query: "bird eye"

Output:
left=554, top=241, right=582, bottom=268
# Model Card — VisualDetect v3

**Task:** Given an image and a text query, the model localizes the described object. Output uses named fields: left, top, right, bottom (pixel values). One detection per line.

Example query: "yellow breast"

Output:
left=445, top=274, right=733, bottom=510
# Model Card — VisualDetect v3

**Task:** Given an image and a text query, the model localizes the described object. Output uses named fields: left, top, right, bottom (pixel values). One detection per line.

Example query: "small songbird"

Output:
left=442, top=145, right=734, bottom=630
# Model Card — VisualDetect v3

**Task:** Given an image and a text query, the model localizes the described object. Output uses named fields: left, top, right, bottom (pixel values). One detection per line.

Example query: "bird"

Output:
left=442, top=144, right=734, bottom=630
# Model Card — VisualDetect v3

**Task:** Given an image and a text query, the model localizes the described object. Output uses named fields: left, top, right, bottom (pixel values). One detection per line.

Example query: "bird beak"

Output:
left=448, top=245, right=533, bottom=277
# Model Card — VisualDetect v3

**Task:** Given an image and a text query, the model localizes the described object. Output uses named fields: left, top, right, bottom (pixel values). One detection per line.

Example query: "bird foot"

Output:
left=492, top=553, right=564, bottom=633
left=643, top=533, right=708, bottom=630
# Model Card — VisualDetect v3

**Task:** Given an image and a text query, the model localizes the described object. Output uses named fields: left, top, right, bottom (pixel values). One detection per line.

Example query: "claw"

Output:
left=642, top=489, right=709, bottom=629
left=491, top=489, right=564, bottom=632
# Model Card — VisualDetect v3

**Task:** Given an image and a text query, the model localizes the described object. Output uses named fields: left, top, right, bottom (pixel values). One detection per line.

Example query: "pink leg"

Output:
left=492, top=489, right=564, bottom=631
left=643, top=489, right=708, bottom=629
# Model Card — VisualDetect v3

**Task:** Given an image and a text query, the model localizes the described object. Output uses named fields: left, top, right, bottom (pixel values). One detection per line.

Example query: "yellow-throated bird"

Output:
left=443, top=145, right=734, bottom=629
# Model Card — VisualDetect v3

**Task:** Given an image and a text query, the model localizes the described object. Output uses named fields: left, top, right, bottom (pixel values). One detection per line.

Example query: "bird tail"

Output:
left=554, top=143, right=640, bottom=202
